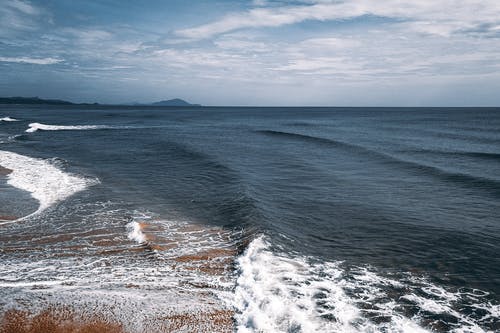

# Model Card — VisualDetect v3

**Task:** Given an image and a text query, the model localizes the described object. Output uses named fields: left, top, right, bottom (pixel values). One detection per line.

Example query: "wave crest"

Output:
left=0, top=117, right=19, bottom=122
left=0, top=150, right=98, bottom=222
left=26, top=122, right=109, bottom=133
left=232, top=236, right=498, bottom=332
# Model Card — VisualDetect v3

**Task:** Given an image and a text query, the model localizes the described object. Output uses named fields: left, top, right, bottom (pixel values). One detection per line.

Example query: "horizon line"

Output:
left=1, top=96, right=499, bottom=108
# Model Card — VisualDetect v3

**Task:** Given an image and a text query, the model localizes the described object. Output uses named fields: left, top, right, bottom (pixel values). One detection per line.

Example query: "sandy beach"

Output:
left=0, top=307, right=234, bottom=333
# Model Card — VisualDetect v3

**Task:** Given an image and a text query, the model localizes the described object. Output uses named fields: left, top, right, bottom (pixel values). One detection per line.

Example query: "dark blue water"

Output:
left=1, top=106, right=499, bottom=332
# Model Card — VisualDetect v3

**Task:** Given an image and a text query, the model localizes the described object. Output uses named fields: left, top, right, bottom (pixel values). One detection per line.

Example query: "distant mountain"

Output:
left=0, top=96, right=199, bottom=107
left=0, top=96, right=75, bottom=105
left=150, top=98, right=200, bottom=106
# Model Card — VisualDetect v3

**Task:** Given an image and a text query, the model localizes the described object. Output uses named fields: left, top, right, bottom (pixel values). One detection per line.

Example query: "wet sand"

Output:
left=0, top=307, right=234, bottom=333
left=0, top=218, right=239, bottom=332
left=0, top=166, right=12, bottom=176
left=0, top=308, right=124, bottom=333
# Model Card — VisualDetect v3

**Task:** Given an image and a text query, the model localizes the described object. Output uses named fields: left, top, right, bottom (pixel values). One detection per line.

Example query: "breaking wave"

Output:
left=127, top=221, right=148, bottom=244
left=0, top=150, right=98, bottom=222
left=26, top=122, right=110, bottom=133
left=0, top=117, right=19, bottom=122
left=231, top=236, right=499, bottom=333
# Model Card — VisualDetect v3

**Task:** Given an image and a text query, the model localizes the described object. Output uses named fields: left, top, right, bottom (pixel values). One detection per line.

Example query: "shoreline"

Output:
left=0, top=218, right=240, bottom=332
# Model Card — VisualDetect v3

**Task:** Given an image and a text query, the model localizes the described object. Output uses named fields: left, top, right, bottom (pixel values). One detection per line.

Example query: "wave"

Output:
left=257, top=130, right=356, bottom=150
left=9, top=134, right=32, bottom=141
left=285, top=121, right=324, bottom=128
left=448, top=151, right=500, bottom=160
left=26, top=122, right=110, bottom=133
left=0, top=117, right=19, bottom=122
left=231, top=236, right=498, bottom=332
left=140, top=140, right=261, bottom=229
left=401, top=149, right=500, bottom=161
left=0, top=150, right=98, bottom=223
left=381, top=157, right=500, bottom=198
left=257, top=130, right=500, bottom=197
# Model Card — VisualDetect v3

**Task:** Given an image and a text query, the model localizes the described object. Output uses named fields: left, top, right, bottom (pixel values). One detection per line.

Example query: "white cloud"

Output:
left=175, top=0, right=500, bottom=39
left=252, top=0, right=268, bottom=6
left=62, top=28, right=113, bottom=43
left=296, top=37, right=361, bottom=51
left=1, top=0, right=500, bottom=105
left=0, top=56, right=62, bottom=65
left=274, top=56, right=357, bottom=71
left=5, top=0, right=39, bottom=15
left=0, top=0, right=43, bottom=35
left=150, top=48, right=248, bottom=69
left=175, top=3, right=353, bottom=39
left=214, top=38, right=270, bottom=52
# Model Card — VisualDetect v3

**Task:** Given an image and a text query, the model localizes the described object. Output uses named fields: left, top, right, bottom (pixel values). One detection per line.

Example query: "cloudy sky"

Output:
left=1, top=0, right=500, bottom=106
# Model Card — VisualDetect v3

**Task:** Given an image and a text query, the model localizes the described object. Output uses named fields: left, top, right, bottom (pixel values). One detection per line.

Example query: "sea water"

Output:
left=0, top=105, right=498, bottom=332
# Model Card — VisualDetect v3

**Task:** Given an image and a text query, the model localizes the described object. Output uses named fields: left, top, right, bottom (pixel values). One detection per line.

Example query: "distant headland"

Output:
left=0, top=97, right=76, bottom=105
left=148, top=98, right=200, bottom=107
left=0, top=96, right=200, bottom=107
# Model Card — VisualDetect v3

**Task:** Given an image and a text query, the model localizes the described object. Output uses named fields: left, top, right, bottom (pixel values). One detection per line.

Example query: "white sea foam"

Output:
left=0, top=150, right=98, bottom=222
left=233, top=236, right=362, bottom=333
left=0, top=116, right=19, bottom=122
left=0, top=206, right=239, bottom=332
left=231, top=236, right=497, bottom=333
left=126, top=221, right=147, bottom=244
left=0, top=280, right=67, bottom=288
left=26, top=122, right=109, bottom=133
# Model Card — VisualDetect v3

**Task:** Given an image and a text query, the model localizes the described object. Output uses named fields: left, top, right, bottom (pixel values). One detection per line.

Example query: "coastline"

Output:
left=0, top=203, right=239, bottom=332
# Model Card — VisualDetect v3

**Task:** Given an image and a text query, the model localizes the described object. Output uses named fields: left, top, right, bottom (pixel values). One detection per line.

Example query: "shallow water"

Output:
left=0, top=105, right=499, bottom=332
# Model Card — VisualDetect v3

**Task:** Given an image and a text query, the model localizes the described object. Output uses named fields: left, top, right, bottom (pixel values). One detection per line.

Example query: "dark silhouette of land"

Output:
left=0, top=97, right=75, bottom=105
left=0, top=97, right=200, bottom=107
left=150, top=98, right=200, bottom=106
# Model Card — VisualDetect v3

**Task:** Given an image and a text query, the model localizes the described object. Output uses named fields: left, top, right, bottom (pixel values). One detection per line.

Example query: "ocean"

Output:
left=0, top=105, right=499, bottom=332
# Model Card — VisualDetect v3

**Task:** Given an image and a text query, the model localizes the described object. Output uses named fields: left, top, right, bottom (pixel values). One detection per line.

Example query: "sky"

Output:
left=1, top=0, right=500, bottom=106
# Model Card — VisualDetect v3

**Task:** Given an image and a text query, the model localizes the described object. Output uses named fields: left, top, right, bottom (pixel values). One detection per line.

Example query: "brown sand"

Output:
left=0, top=308, right=123, bottom=333
left=174, top=248, right=237, bottom=276
left=0, top=215, right=17, bottom=221
left=174, top=248, right=237, bottom=262
left=0, top=220, right=239, bottom=332
left=0, top=307, right=234, bottom=333
left=157, top=309, right=234, bottom=333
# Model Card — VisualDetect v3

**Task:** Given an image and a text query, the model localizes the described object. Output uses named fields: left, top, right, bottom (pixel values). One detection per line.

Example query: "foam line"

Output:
left=26, top=122, right=109, bottom=133
left=0, top=117, right=19, bottom=122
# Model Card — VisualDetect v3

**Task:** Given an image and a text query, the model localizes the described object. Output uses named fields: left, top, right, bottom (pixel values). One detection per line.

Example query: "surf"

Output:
left=231, top=235, right=499, bottom=333
left=26, top=122, right=110, bottom=133
left=0, top=117, right=19, bottom=122
left=0, top=150, right=98, bottom=223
